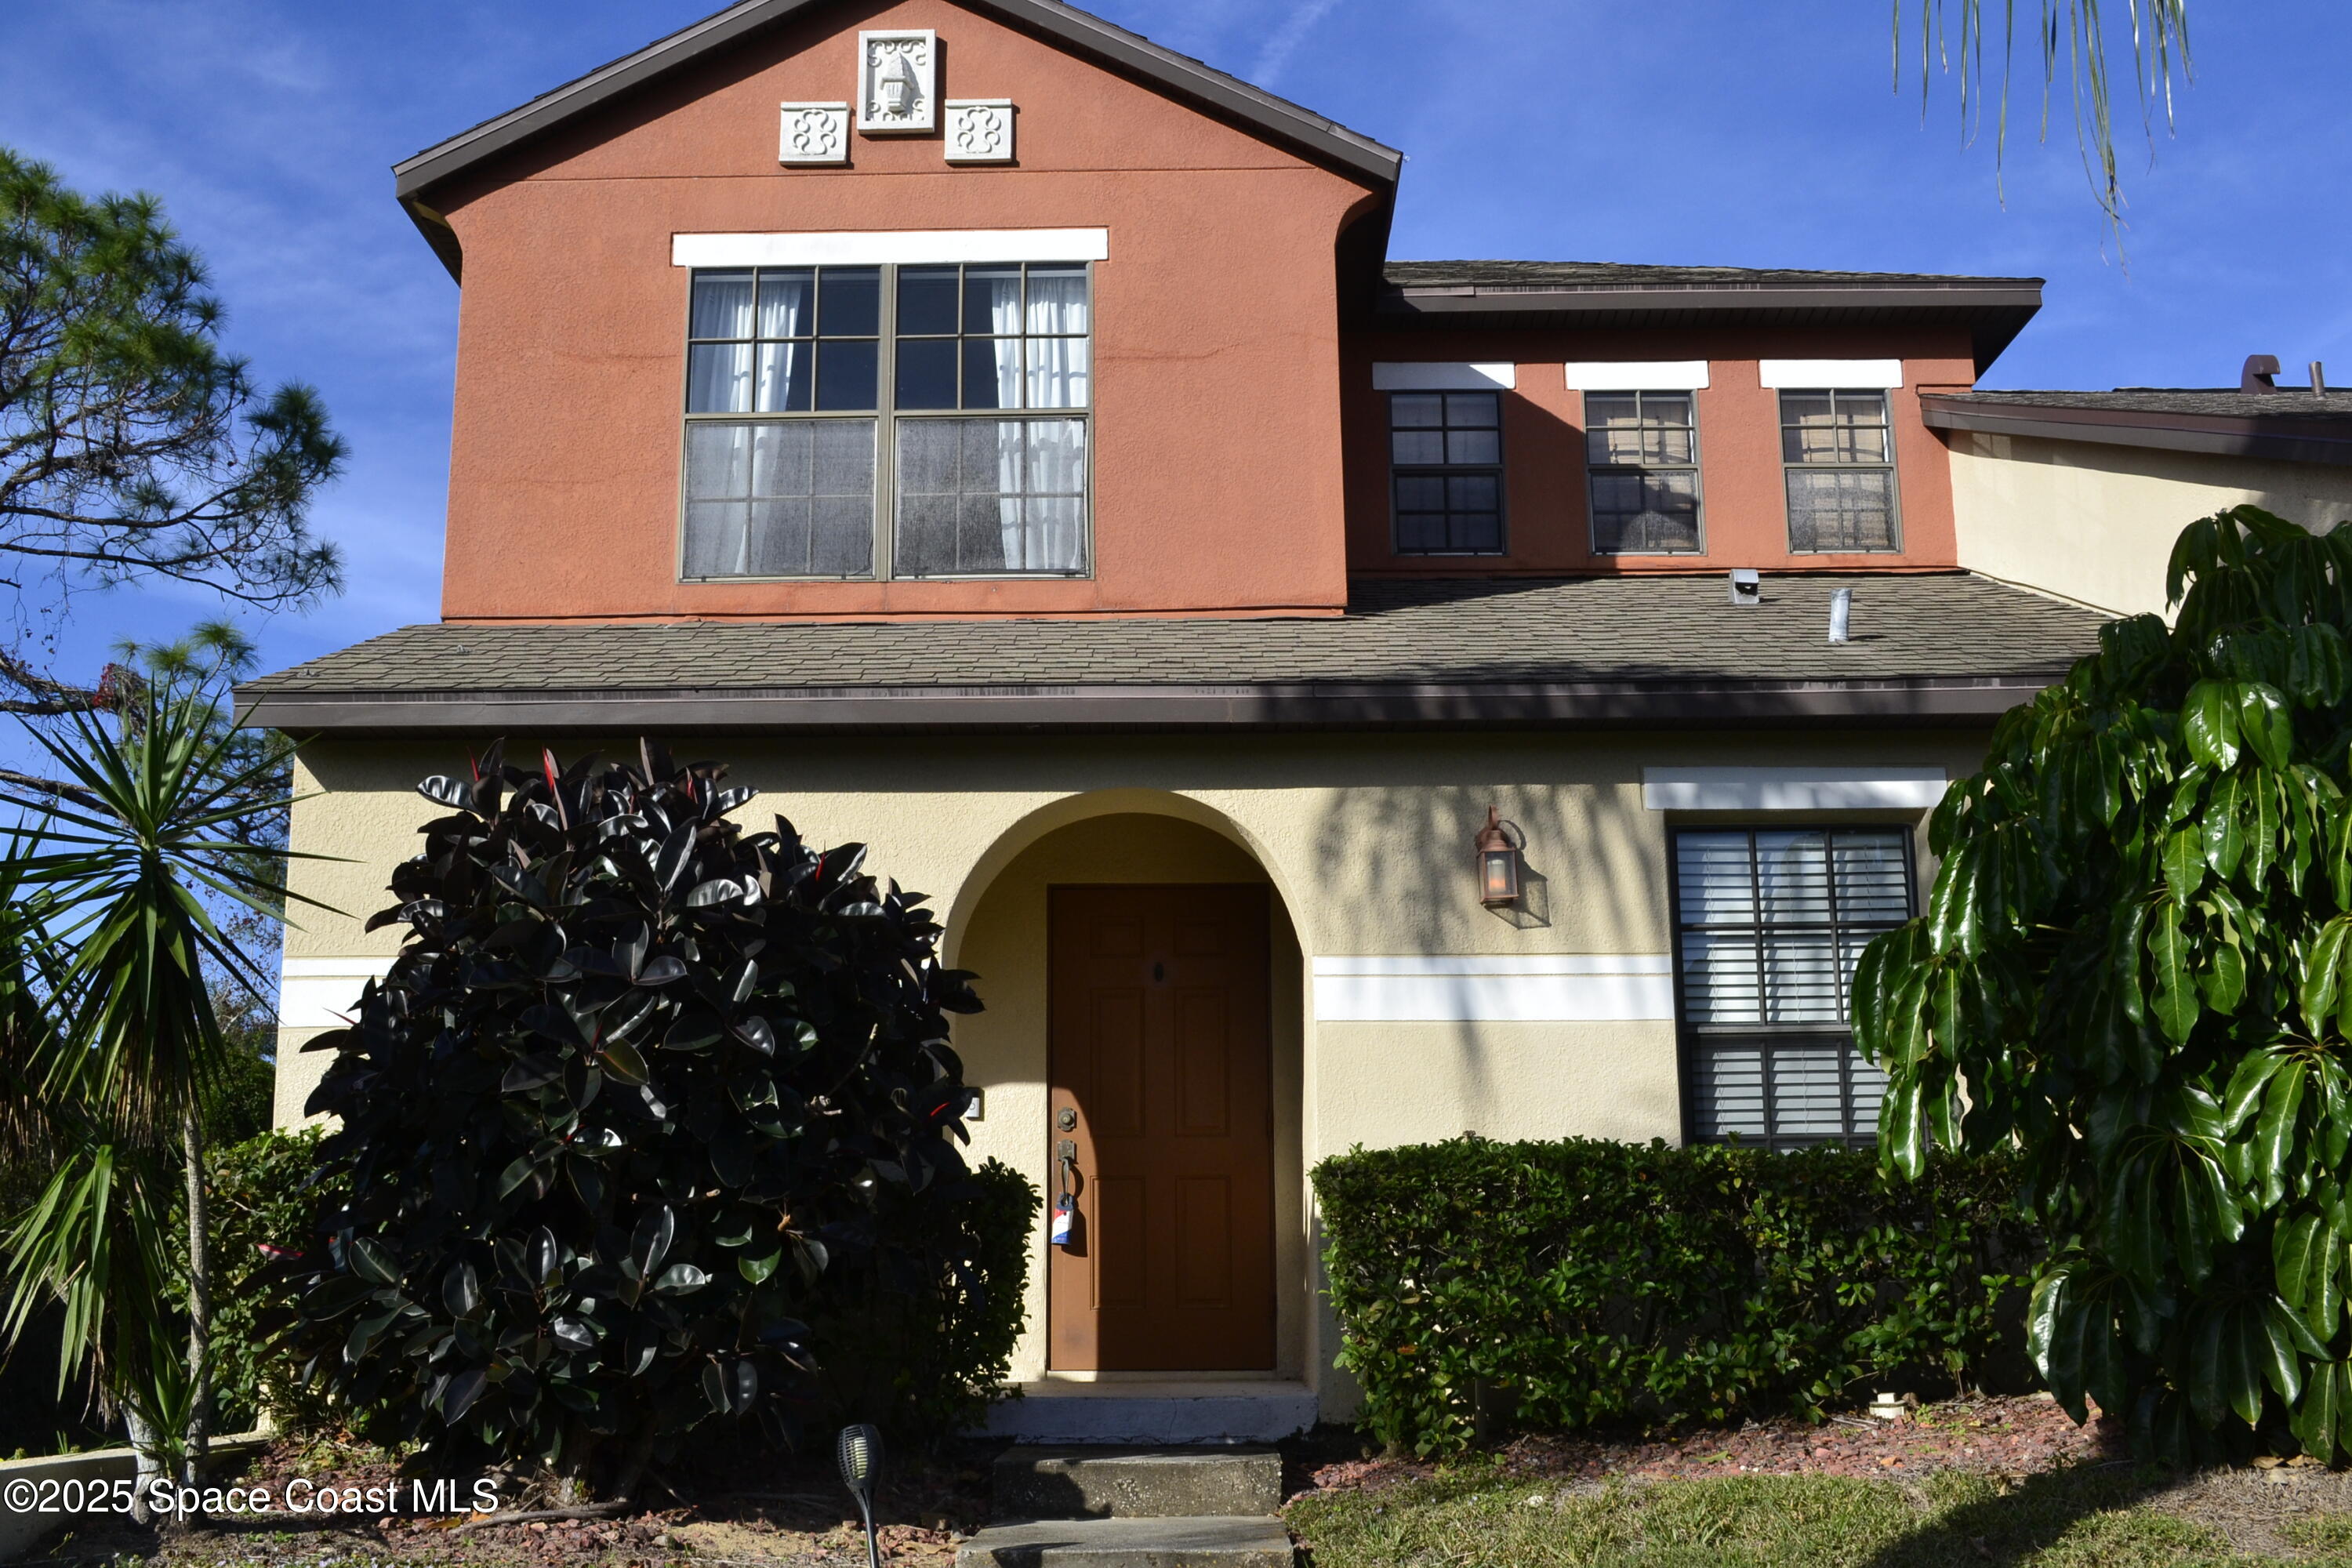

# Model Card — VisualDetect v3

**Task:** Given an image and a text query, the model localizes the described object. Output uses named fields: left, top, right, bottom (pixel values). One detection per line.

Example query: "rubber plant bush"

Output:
left=287, top=741, right=1007, bottom=1501
left=1854, top=507, right=2352, bottom=1462
left=1314, top=1135, right=2032, bottom=1456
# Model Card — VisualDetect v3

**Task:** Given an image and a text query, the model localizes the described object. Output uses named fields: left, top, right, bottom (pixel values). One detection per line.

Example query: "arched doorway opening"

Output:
left=947, top=800, right=1308, bottom=1385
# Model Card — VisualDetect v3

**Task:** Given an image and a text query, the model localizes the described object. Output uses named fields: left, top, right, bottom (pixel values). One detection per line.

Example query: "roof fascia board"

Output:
left=1923, top=398, right=2352, bottom=468
left=237, top=675, right=2060, bottom=735
left=1377, top=284, right=2044, bottom=318
left=393, top=0, right=1402, bottom=205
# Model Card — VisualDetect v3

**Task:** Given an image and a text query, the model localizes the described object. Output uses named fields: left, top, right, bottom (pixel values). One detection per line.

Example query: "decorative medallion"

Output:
left=778, top=102, right=850, bottom=165
left=856, top=30, right=936, bottom=133
left=944, top=100, right=1015, bottom=163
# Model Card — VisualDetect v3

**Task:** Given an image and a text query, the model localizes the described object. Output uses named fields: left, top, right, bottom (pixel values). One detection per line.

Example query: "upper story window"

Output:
left=1388, top=392, right=1502, bottom=555
left=1780, top=390, right=1899, bottom=554
left=1585, top=391, right=1701, bottom=554
left=681, top=262, right=1091, bottom=581
left=1673, top=827, right=1915, bottom=1149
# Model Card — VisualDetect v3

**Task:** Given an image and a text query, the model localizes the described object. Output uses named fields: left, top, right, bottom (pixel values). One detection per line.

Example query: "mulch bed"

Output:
left=1287, top=1393, right=2129, bottom=1498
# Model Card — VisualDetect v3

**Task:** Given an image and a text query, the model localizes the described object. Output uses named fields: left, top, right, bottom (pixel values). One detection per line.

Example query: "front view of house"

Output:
left=241, top=0, right=2108, bottom=1436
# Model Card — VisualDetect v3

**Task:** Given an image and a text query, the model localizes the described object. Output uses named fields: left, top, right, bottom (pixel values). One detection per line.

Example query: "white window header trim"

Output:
left=1563, top=360, right=1711, bottom=391
left=1372, top=361, right=1518, bottom=391
left=672, top=227, right=1109, bottom=267
left=1759, top=358, right=1905, bottom=390
left=1642, top=766, right=1947, bottom=811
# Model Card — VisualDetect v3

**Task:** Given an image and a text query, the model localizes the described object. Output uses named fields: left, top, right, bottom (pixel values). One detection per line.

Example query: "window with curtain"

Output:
left=1671, top=828, right=1915, bottom=1149
left=1780, top=390, right=1900, bottom=554
left=1388, top=391, right=1503, bottom=554
left=678, top=261, right=1090, bottom=580
left=1585, top=391, right=1701, bottom=554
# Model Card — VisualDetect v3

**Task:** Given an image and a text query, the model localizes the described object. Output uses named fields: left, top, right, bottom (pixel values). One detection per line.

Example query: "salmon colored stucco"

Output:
left=425, top=0, right=1386, bottom=625
left=1340, top=328, right=1974, bottom=576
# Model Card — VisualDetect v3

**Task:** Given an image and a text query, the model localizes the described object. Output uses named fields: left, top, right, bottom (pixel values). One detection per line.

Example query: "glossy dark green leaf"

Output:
left=2205, top=772, right=2247, bottom=879
left=2240, top=683, right=2295, bottom=770
left=652, top=1262, right=710, bottom=1295
left=2162, top=829, right=2205, bottom=904
left=2149, top=902, right=2199, bottom=1045
left=2183, top=681, right=2241, bottom=770
left=348, top=1236, right=399, bottom=1287
left=630, top=1205, right=676, bottom=1280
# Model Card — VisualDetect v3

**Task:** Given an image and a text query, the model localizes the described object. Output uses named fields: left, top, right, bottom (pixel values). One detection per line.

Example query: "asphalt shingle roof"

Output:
left=244, top=573, right=2101, bottom=699
left=1382, top=261, right=2041, bottom=292
left=1940, top=389, right=2352, bottom=420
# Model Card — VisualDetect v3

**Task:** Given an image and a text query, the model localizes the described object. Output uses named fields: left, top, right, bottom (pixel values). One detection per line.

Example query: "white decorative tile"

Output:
left=778, top=102, right=849, bottom=165
left=857, top=29, right=936, bottom=133
left=945, top=100, right=1016, bottom=163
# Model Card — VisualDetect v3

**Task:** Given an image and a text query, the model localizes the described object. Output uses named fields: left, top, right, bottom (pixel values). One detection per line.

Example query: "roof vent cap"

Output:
left=2243, top=354, right=2282, bottom=393
left=1728, top=569, right=1761, bottom=608
left=1829, top=587, right=1853, bottom=645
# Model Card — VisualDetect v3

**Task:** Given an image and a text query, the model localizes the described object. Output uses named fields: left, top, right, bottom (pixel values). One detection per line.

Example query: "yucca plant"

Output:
left=0, top=684, right=312, bottom=1512
left=1856, top=506, right=2352, bottom=1462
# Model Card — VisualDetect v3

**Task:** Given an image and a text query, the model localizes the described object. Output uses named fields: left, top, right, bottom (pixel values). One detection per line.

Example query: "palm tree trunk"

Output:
left=181, top=1104, right=211, bottom=1484
left=125, top=1406, right=162, bottom=1526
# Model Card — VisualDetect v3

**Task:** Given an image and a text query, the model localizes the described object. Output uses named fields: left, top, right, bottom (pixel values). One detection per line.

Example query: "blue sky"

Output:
left=2, top=0, right=2348, bottom=693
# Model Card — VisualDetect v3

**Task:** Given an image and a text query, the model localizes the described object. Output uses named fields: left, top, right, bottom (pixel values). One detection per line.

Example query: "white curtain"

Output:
left=980, top=272, right=1025, bottom=565
left=688, top=272, right=756, bottom=412
left=755, top=272, right=808, bottom=412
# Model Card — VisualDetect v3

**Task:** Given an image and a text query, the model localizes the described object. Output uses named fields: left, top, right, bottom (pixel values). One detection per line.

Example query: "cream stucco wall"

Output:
left=1949, top=430, right=2352, bottom=617
left=274, top=727, right=1991, bottom=1410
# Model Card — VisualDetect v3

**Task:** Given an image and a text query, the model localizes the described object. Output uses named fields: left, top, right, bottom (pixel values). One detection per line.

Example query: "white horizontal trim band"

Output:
left=1372, top=361, right=1518, bottom=391
left=1563, top=361, right=1711, bottom=391
left=1642, top=766, right=1947, bottom=811
left=1759, top=358, right=1904, bottom=390
left=280, top=957, right=396, bottom=1029
left=1315, top=970, right=1675, bottom=1023
left=672, top=227, right=1110, bottom=267
left=1313, top=955, right=1671, bottom=977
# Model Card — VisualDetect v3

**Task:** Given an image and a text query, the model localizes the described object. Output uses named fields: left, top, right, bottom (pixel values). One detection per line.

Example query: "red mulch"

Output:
left=1293, top=1394, right=2126, bottom=1499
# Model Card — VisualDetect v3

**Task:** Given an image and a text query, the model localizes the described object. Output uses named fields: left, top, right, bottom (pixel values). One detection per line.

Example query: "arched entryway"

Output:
left=946, top=797, right=1309, bottom=1384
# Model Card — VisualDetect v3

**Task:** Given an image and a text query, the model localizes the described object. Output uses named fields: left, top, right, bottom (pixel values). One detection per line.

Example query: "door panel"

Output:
left=1047, top=884, right=1275, bottom=1371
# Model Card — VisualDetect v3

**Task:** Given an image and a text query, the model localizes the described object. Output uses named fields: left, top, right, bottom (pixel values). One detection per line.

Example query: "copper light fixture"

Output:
left=1475, top=806, right=1521, bottom=907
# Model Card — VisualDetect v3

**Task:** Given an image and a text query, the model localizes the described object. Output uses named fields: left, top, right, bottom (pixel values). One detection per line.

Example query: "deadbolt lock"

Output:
left=1056, top=1108, right=1078, bottom=1131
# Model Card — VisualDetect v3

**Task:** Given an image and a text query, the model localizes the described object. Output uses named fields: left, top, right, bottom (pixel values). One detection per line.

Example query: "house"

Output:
left=238, top=0, right=2114, bottom=1437
left=1935, top=364, right=2352, bottom=615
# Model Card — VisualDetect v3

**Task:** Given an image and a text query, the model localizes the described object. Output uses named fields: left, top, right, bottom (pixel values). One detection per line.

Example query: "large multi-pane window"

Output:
left=1585, top=391, right=1701, bottom=554
left=1780, top=390, right=1899, bottom=553
left=1671, top=828, right=1915, bottom=1149
left=681, top=262, right=1091, bottom=580
left=1389, top=392, right=1503, bottom=554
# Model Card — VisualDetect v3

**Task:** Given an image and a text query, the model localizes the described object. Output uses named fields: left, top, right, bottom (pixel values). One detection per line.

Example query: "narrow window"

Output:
left=679, top=262, right=1090, bottom=580
left=1585, top=391, right=1701, bottom=554
left=1388, top=392, right=1503, bottom=555
left=1671, top=828, right=1915, bottom=1149
left=1780, top=390, right=1900, bottom=553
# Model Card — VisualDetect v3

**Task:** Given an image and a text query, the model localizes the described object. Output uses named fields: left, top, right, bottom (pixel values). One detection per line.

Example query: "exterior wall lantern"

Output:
left=1475, top=806, right=1523, bottom=907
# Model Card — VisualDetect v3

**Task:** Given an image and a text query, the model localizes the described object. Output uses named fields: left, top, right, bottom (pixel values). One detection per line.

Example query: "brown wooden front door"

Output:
left=1047, top=884, right=1276, bottom=1371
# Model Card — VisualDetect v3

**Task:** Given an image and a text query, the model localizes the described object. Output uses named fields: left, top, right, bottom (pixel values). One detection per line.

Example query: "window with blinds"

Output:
left=1671, top=828, right=1915, bottom=1149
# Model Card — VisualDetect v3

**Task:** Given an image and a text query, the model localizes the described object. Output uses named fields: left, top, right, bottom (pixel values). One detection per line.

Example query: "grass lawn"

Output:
left=1287, top=1462, right=2352, bottom=1566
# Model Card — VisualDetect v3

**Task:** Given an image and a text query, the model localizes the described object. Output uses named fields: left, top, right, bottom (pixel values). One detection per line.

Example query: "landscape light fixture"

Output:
left=837, top=1422, right=884, bottom=1568
left=1475, top=806, right=1522, bottom=908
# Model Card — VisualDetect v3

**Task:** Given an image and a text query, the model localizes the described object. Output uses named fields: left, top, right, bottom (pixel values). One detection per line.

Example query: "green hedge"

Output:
left=1313, top=1137, right=2036, bottom=1454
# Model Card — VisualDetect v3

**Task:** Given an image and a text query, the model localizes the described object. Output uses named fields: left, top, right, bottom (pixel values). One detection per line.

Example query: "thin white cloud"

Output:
left=1250, top=0, right=1345, bottom=89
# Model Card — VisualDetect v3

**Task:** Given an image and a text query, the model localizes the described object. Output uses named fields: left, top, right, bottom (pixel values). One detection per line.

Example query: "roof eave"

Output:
left=1375, top=283, right=2043, bottom=374
left=237, top=673, right=2063, bottom=735
left=393, top=0, right=1402, bottom=212
left=1923, top=397, right=2352, bottom=467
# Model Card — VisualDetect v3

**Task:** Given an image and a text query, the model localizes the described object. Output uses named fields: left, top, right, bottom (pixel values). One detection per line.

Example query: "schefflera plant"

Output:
left=289, top=740, right=981, bottom=1500
left=1854, top=508, right=2352, bottom=1464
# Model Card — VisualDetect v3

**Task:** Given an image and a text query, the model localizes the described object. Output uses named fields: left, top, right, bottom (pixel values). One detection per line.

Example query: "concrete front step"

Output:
left=994, top=1446, right=1282, bottom=1519
left=956, top=1516, right=1294, bottom=1568
left=985, top=1381, right=1316, bottom=1444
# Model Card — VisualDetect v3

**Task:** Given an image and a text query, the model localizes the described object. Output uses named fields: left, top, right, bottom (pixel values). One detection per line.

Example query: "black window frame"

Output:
left=677, top=260, right=1094, bottom=583
left=1667, top=824, right=1918, bottom=1151
left=1779, top=387, right=1902, bottom=555
left=1386, top=389, right=1506, bottom=557
left=1584, top=389, right=1704, bottom=556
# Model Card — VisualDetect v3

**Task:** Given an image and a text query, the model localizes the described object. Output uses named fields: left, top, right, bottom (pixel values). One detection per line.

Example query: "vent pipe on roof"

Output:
left=2315, top=361, right=2329, bottom=396
left=1728, top=569, right=1761, bottom=608
left=1828, top=588, right=1853, bottom=645
left=2242, top=354, right=2282, bottom=393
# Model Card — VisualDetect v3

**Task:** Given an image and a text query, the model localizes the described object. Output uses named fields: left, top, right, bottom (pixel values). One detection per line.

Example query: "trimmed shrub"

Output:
left=286, top=741, right=1009, bottom=1497
left=1313, top=1136, right=2035, bottom=1455
left=197, top=1127, right=347, bottom=1435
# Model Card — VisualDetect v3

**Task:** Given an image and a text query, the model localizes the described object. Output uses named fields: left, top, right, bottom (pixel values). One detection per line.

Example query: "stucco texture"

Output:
left=426, top=0, right=1381, bottom=623
left=275, top=728, right=1987, bottom=1399
left=1949, top=430, right=2352, bottom=616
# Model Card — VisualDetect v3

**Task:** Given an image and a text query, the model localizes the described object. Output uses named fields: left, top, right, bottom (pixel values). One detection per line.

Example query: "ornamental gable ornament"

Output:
left=778, top=102, right=850, bottom=165
left=857, top=30, right=936, bottom=133
left=944, top=100, right=1015, bottom=163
